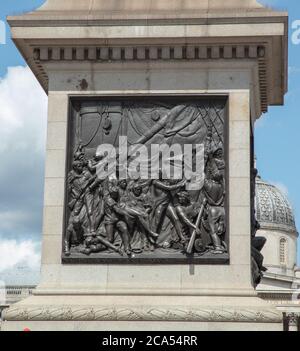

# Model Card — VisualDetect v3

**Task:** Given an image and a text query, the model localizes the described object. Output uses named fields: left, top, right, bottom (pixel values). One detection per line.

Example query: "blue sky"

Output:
left=255, top=0, right=300, bottom=265
left=0, top=0, right=299, bottom=283
left=0, top=1, right=46, bottom=76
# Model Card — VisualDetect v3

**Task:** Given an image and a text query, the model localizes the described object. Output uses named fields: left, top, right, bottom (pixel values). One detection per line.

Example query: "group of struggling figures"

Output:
left=64, top=142, right=227, bottom=258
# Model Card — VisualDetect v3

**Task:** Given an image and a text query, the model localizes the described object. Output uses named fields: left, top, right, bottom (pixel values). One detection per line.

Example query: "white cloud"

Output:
left=0, top=66, right=47, bottom=242
left=0, top=66, right=46, bottom=284
left=0, top=239, right=41, bottom=273
left=0, top=65, right=47, bottom=154
left=0, top=20, right=5, bottom=45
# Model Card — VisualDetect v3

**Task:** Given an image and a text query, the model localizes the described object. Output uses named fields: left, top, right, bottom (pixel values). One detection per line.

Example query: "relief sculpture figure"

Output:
left=202, top=146, right=227, bottom=254
left=152, top=177, right=186, bottom=245
left=63, top=99, right=228, bottom=263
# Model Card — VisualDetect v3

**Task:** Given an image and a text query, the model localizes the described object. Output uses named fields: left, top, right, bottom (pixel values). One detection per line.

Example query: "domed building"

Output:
left=255, top=175, right=300, bottom=302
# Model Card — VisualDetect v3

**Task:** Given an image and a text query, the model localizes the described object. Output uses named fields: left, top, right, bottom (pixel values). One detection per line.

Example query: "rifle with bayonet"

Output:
left=186, top=198, right=207, bottom=254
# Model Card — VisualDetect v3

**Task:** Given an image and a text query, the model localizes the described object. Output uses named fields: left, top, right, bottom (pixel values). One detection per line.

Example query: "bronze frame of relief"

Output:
left=62, top=95, right=230, bottom=265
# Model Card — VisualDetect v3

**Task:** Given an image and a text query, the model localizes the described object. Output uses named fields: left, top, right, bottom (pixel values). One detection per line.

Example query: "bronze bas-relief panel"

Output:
left=63, top=97, right=229, bottom=264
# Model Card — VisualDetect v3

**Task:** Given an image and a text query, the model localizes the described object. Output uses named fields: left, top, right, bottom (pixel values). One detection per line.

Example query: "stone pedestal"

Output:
left=3, top=295, right=282, bottom=331
left=3, top=0, right=288, bottom=331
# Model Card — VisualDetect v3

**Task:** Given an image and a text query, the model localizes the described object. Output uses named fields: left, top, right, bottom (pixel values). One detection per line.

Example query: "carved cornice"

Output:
left=33, top=44, right=268, bottom=112
left=3, top=305, right=281, bottom=323
left=34, top=44, right=265, bottom=62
